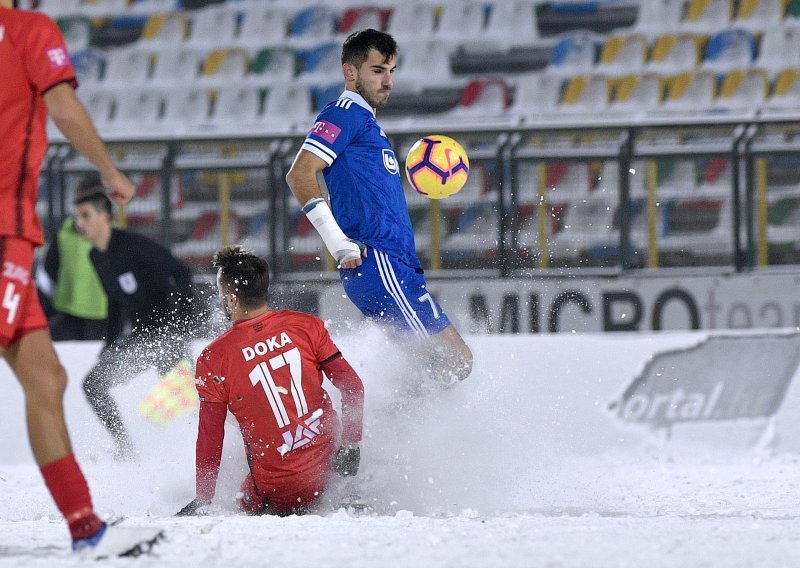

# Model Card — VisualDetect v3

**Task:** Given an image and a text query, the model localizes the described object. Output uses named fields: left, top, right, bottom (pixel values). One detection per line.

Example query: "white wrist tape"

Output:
left=303, top=198, right=361, bottom=263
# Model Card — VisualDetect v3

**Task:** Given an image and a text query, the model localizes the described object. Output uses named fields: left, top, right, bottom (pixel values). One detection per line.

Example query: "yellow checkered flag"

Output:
left=137, top=358, right=198, bottom=426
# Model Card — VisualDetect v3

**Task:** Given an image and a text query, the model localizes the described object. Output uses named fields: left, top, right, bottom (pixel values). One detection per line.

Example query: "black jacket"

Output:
left=89, top=229, right=194, bottom=344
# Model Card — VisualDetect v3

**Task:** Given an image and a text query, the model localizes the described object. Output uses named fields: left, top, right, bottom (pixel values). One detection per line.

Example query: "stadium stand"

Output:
left=37, top=0, right=800, bottom=273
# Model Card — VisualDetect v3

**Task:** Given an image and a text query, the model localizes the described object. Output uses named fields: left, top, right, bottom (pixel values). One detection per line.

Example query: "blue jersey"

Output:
left=301, top=90, right=421, bottom=270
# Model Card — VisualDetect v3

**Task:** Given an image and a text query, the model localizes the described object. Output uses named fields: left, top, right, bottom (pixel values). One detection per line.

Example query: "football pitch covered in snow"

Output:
left=3, top=329, right=800, bottom=567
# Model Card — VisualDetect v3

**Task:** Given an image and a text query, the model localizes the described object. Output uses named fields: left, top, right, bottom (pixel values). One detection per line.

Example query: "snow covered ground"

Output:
left=2, top=328, right=800, bottom=567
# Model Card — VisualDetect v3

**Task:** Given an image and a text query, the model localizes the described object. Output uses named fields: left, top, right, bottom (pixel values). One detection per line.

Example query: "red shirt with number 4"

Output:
left=194, top=309, right=363, bottom=509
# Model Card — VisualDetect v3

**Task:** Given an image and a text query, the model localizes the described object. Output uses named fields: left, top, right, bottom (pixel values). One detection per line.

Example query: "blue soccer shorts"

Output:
left=339, top=247, right=451, bottom=338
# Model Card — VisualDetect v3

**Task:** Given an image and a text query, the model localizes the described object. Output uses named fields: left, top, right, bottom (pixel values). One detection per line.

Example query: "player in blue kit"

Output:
left=285, top=29, right=472, bottom=384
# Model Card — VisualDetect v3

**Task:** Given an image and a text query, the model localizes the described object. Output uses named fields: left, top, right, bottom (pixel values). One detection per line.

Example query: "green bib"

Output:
left=52, top=218, right=108, bottom=320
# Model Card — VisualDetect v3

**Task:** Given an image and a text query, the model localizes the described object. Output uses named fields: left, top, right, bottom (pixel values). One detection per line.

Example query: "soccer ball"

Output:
left=404, top=135, right=470, bottom=199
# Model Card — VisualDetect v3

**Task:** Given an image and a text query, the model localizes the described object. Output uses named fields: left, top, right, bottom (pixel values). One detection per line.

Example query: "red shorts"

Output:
left=0, top=237, right=48, bottom=349
left=239, top=466, right=330, bottom=516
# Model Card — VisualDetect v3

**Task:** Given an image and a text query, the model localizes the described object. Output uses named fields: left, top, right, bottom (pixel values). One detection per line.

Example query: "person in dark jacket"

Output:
left=73, top=190, right=196, bottom=457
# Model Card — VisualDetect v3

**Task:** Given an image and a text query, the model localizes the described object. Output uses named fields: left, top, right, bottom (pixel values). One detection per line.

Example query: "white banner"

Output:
left=308, top=271, right=800, bottom=333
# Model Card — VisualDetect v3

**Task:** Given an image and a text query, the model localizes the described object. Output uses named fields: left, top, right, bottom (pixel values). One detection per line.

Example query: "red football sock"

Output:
left=39, top=454, right=103, bottom=540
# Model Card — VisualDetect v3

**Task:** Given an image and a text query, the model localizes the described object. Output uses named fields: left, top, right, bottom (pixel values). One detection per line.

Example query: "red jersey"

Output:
left=0, top=7, right=77, bottom=245
left=195, top=309, right=363, bottom=503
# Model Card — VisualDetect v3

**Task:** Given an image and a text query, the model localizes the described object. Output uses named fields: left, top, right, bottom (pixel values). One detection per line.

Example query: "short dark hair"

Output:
left=213, top=245, right=270, bottom=309
left=75, top=174, right=104, bottom=198
left=73, top=191, right=113, bottom=216
left=341, top=28, right=397, bottom=67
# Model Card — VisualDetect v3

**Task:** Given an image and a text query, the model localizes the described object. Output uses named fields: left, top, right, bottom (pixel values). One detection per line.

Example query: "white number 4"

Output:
left=419, top=292, right=440, bottom=319
left=3, top=283, right=20, bottom=325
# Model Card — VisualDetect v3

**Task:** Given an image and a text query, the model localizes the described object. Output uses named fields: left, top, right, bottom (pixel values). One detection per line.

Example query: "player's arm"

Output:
left=285, top=150, right=365, bottom=269
left=321, top=352, right=364, bottom=476
left=177, top=400, right=226, bottom=516
left=43, top=83, right=135, bottom=206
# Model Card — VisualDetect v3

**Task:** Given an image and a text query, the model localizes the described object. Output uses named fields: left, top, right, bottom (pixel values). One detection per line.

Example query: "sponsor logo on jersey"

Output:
left=2, top=261, right=29, bottom=285
left=46, top=47, right=69, bottom=68
left=242, top=332, right=293, bottom=361
left=310, top=120, right=341, bottom=144
left=382, top=149, right=399, bottom=175
left=277, top=408, right=324, bottom=456
left=118, top=272, right=138, bottom=294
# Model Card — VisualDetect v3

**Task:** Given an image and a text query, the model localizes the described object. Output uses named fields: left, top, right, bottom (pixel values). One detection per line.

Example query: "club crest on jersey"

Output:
left=242, top=332, right=293, bottom=361
left=118, top=272, right=138, bottom=294
left=382, top=149, right=399, bottom=175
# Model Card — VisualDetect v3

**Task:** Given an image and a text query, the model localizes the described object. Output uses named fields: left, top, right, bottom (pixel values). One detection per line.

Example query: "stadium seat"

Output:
left=647, top=33, right=705, bottom=74
left=77, top=89, right=115, bottom=133
left=547, top=32, right=600, bottom=76
left=310, top=83, right=345, bottom=113
left=596, top=33, right=648, bottom=74
left=434, top=1, right=488, bottom=45
left=288, top=6, right=338, bottom=48
left=386, top=1, right=437, bottom=45
left=510, top=72, right=565, bottom=123
left=128, top=0, right=181, bottom=16
left=395, top=38, right=460, bottom=92
left=260, top=83, right=314, bottom=134
left=81, top=0, right=130, bottom=19
left=480, top=0, right=540, bottom=50
left=424, top=77, right=512, bottom=128
left=682, top=0, right=733, bottom=33
left=295, top=43, right=342, bottom=85
left=150, top=47, right=202, bottom=86
left=653, top=159, right=698, bottom=197
left=337, top=7, right=392, bottom=35
left=714, top=68, right=768, bottom=115
left=101, top=47, right=152, bottom=87
left=58, top=17, right=93, bottom=53
left=109, top=88, right=164, bottom=135
left=700, top=28, right=757, bottom=72
left=209, top=85, right=264, bottom=133
left=199, top=48, right=250, bottom=86
left=71, top=48, right=106, bottom=87
left=608, top=73, right=664, bottom=117
left=734, top=0, right=788, bottom=30
left=761, top=68, right=800, bottom=115
left=657, top=71, right=717, bottom=115
left=248, top=48, right=296, bottom=84
left=161, top=87, right=212, bottom=133
left=39, top=0, right=83, bottom=19
left=186, top=5, right=239, bottom=48
left=755, top=27, right=800, bottom=75
left=238, top=5, right=291, bottom=48
left=173, top=210, right=242, bottom=268
left=557, top=75, right=610, bottom=116
left=138, top=12, right=188, bottom=45
left=633, top=0, right=684, bottom=35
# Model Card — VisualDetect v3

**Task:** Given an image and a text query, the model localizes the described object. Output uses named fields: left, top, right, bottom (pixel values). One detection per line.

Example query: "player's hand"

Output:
left=336, top=239, right=367, bottom=269
left=333, top=445, right=360, bottom=477
left=175, top=498, right=211, bottom=517
left=101, top=169, right=136, bottom=207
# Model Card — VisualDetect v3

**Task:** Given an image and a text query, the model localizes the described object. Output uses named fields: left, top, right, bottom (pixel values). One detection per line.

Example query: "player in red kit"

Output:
left=0, top=0, right=161, bottom=557
left=177, top=246, right=365, bottom=517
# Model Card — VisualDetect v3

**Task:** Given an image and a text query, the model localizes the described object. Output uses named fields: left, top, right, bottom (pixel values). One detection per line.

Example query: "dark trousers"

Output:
left=82, top=327, right=192, bottom=450
left=49, top=312, right=107, bottom=341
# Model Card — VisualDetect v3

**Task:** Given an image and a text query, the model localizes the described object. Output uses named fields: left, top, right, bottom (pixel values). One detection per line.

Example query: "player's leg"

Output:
left=0, top=236, right=106, bottom=542
left=341, top=247, right=472, bottom=382
left=429, top=324, right=473, bottom=383
left=82, top=333, right=151, bottom=454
